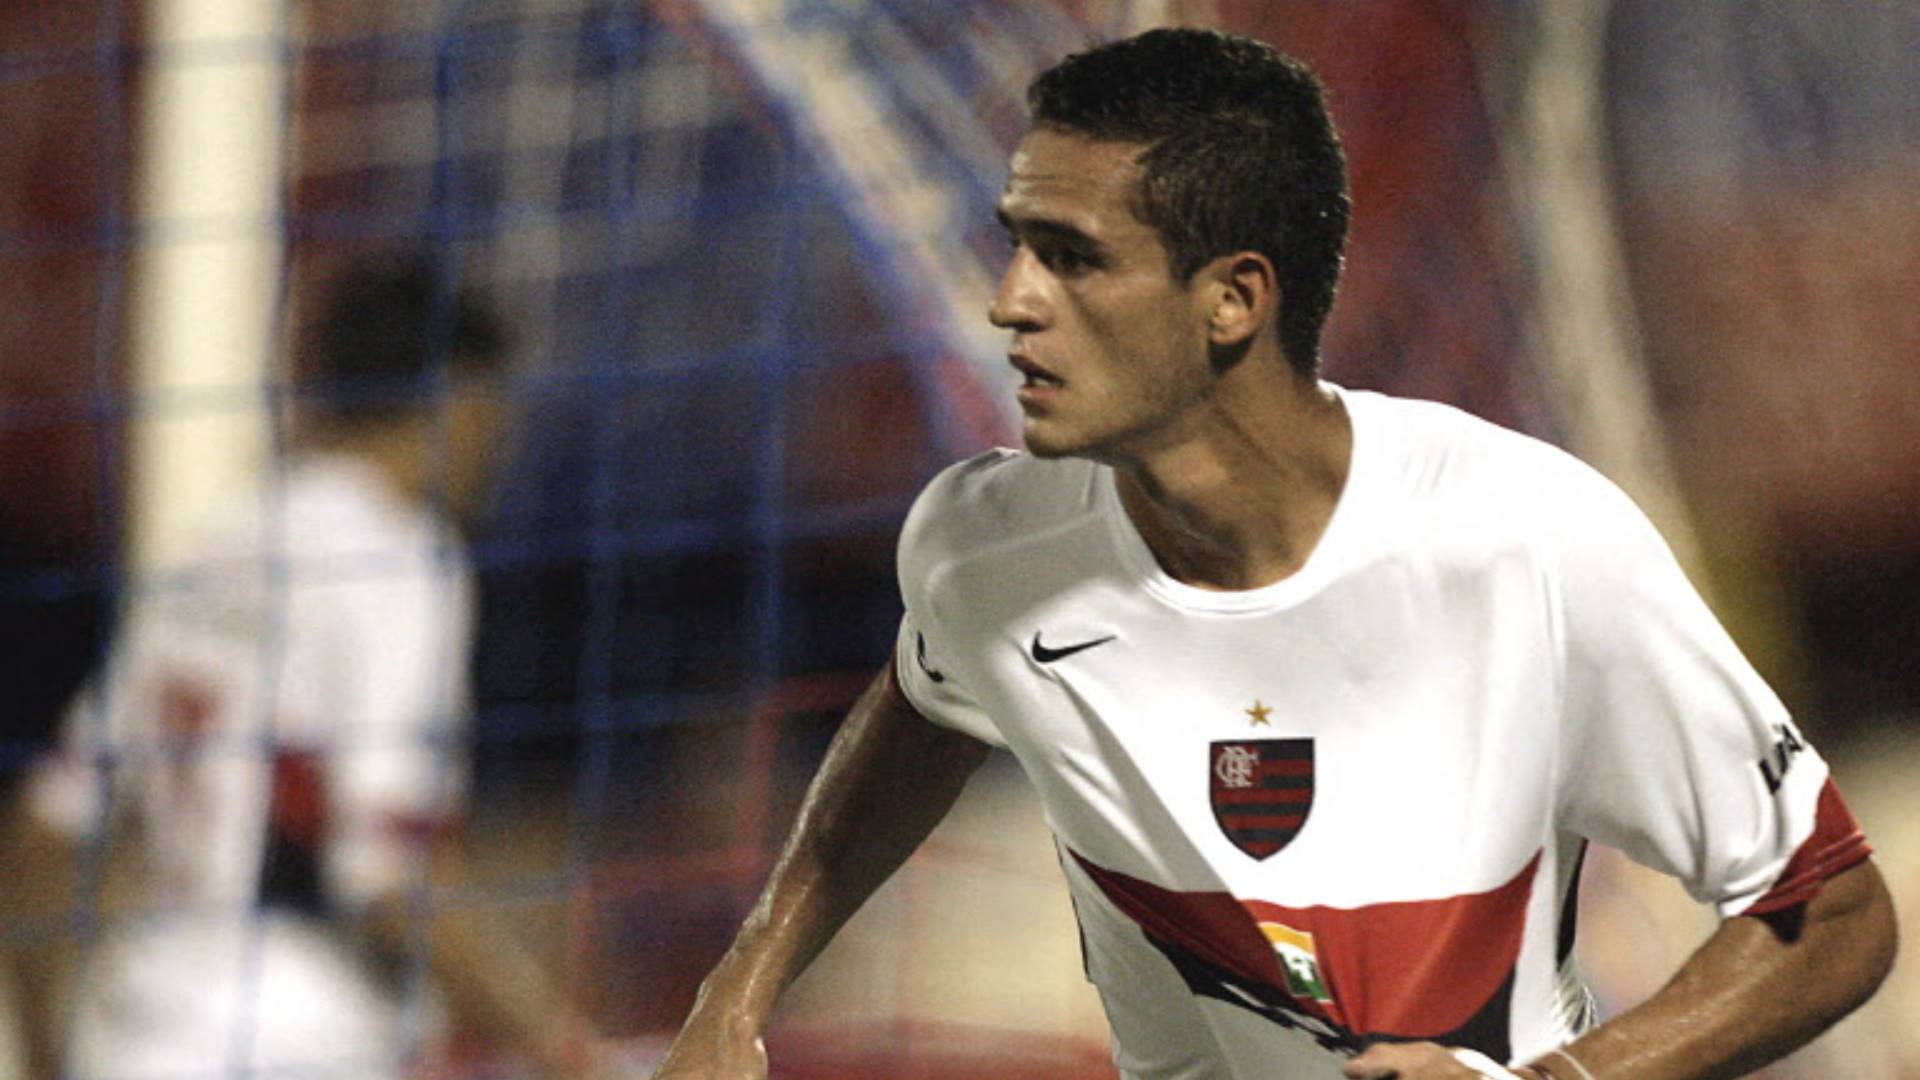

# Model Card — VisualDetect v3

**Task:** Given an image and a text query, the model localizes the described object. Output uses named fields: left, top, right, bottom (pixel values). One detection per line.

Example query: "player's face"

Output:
left=991, top=129, right=1216, bottom=462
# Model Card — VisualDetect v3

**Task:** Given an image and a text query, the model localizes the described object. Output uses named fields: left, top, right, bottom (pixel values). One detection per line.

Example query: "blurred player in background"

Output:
left=0, top=256, right=594, bottom=1079
left=654, top=28, right=1895, bottom=1080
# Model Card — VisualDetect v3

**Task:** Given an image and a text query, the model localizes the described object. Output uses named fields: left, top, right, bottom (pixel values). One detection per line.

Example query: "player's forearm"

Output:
left=1546, top=858, right=1896, bottom=1080
left=420, top=904, right=584, bottom=1075
left=361, top=861, right=582, bottom=1077
left=691, top=665, right=992, bottom=1028
left=0, top=794, right=85, bottom=1080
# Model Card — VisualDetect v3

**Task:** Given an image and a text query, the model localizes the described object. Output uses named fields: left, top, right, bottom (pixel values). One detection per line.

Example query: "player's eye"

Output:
left=1038, top=242, right=1097, bottom=275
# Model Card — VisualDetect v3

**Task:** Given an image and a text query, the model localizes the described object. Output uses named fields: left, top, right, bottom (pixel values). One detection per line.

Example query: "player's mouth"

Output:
left=1011, top=354, right=1063, bottom=404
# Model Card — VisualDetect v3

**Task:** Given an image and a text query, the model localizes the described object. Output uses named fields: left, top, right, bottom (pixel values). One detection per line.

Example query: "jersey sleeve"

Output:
left=1552, top=481, right=1868, bottom=917
left=892, top=456, right=1007, bottom=748
left=322, top=557, right=473, bottom=908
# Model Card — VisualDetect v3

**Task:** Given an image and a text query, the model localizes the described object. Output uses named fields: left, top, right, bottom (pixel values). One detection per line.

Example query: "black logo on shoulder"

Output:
left=1758, top=722, right=1806, bottom=794
left=914, top=632, right=946, bottom=684
left=1030, top=631, right=1116, bottom=664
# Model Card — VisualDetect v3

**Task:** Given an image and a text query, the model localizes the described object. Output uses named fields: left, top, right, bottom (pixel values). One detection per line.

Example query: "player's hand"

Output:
left=1343, top=1041, right=1544, bottom=1079
left=647, top=1012, right=769, bottom=1080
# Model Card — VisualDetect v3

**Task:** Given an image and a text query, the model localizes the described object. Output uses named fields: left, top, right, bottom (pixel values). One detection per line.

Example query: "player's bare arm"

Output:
left=1344, top=857, right=1897, bottom=1080
left=0, top=792, right=84, bottom=1080
left=356, top=835, right=597, bottom=1080
left=651, top=663, right=993, bottom=1078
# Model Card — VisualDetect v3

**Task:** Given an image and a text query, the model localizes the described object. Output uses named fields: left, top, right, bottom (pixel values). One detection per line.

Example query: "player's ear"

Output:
left=1202, top=251, right=1277, bottom=348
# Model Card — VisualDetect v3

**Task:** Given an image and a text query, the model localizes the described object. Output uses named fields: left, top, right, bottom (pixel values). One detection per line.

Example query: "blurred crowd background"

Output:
left=2, top=0, right=1915, bottom=1075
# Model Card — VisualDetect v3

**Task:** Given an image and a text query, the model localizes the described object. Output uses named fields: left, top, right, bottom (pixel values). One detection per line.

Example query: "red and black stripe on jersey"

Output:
left=1070, top=778, right=1871, bottom=1062
left=1069, top=849, right=1538, bottom=1062
left=258, top=748, right=329, bottom=914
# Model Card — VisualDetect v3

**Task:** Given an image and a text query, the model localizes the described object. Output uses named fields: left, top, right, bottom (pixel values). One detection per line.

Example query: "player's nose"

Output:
left=989, top=248, right=1047, bottom=332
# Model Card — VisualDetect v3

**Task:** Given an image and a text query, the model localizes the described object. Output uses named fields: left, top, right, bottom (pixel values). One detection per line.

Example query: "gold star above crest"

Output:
left=1245, top=700, right=1273, bottom=727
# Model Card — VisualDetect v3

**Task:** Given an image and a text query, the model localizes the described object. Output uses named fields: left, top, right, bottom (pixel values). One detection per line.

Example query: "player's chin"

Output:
left=1022, top=418, right=1132, bottom=465
left=1020, top=423, right=1087, bottom=460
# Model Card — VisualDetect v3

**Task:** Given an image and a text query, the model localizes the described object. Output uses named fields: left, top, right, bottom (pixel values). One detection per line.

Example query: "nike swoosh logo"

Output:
left=1030, top=631, right=1117, bottom=664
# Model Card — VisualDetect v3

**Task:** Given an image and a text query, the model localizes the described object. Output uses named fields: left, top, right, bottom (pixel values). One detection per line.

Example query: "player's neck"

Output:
left=1113, top=377, right=1351, bottom=592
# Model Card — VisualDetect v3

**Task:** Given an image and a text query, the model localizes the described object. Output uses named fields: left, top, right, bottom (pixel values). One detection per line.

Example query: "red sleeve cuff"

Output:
left=1743, top=777, right=1871, bottom=916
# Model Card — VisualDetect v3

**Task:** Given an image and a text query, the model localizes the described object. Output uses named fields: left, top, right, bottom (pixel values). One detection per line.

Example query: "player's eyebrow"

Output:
left=994, top=207, right=1109, bottom=260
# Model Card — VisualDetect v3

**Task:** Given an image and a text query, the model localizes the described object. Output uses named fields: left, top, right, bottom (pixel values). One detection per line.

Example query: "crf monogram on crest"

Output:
left=1208, top=738, right=1315, bottom=860
left=1215, top=745, right=1261, bottom=789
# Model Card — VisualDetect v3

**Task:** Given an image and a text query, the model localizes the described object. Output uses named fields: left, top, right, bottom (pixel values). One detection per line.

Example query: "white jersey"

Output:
left=29, top=453, right=471, bottom=1079
left=893, top=387, right=1867, bottom=1079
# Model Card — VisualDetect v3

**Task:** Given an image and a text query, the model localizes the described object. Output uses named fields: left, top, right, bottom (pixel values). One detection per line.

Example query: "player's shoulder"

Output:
left=1353, top=388, right=1665, bottom=574
left=1362, top=390, right=1635, bottom=523
left=898, top=447, right=1105, bottom=586
left=1357, top=390, right=1576, bottom=483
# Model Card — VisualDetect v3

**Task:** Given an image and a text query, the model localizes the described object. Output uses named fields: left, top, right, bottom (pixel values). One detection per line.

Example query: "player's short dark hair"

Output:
left=307, top=253, right=507, bottom=424
left=1028, top=28, right=1350, bottom=375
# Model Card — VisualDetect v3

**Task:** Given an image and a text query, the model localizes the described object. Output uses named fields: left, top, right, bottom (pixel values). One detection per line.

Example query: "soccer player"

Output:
left=652, top=29, right=1895, bottom=1080
left=0, top=257, right=593, bottom=1079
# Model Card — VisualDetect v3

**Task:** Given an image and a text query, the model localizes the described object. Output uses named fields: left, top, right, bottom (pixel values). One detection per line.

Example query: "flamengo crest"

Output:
left=1210, top=738, right=1314, bottom=860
